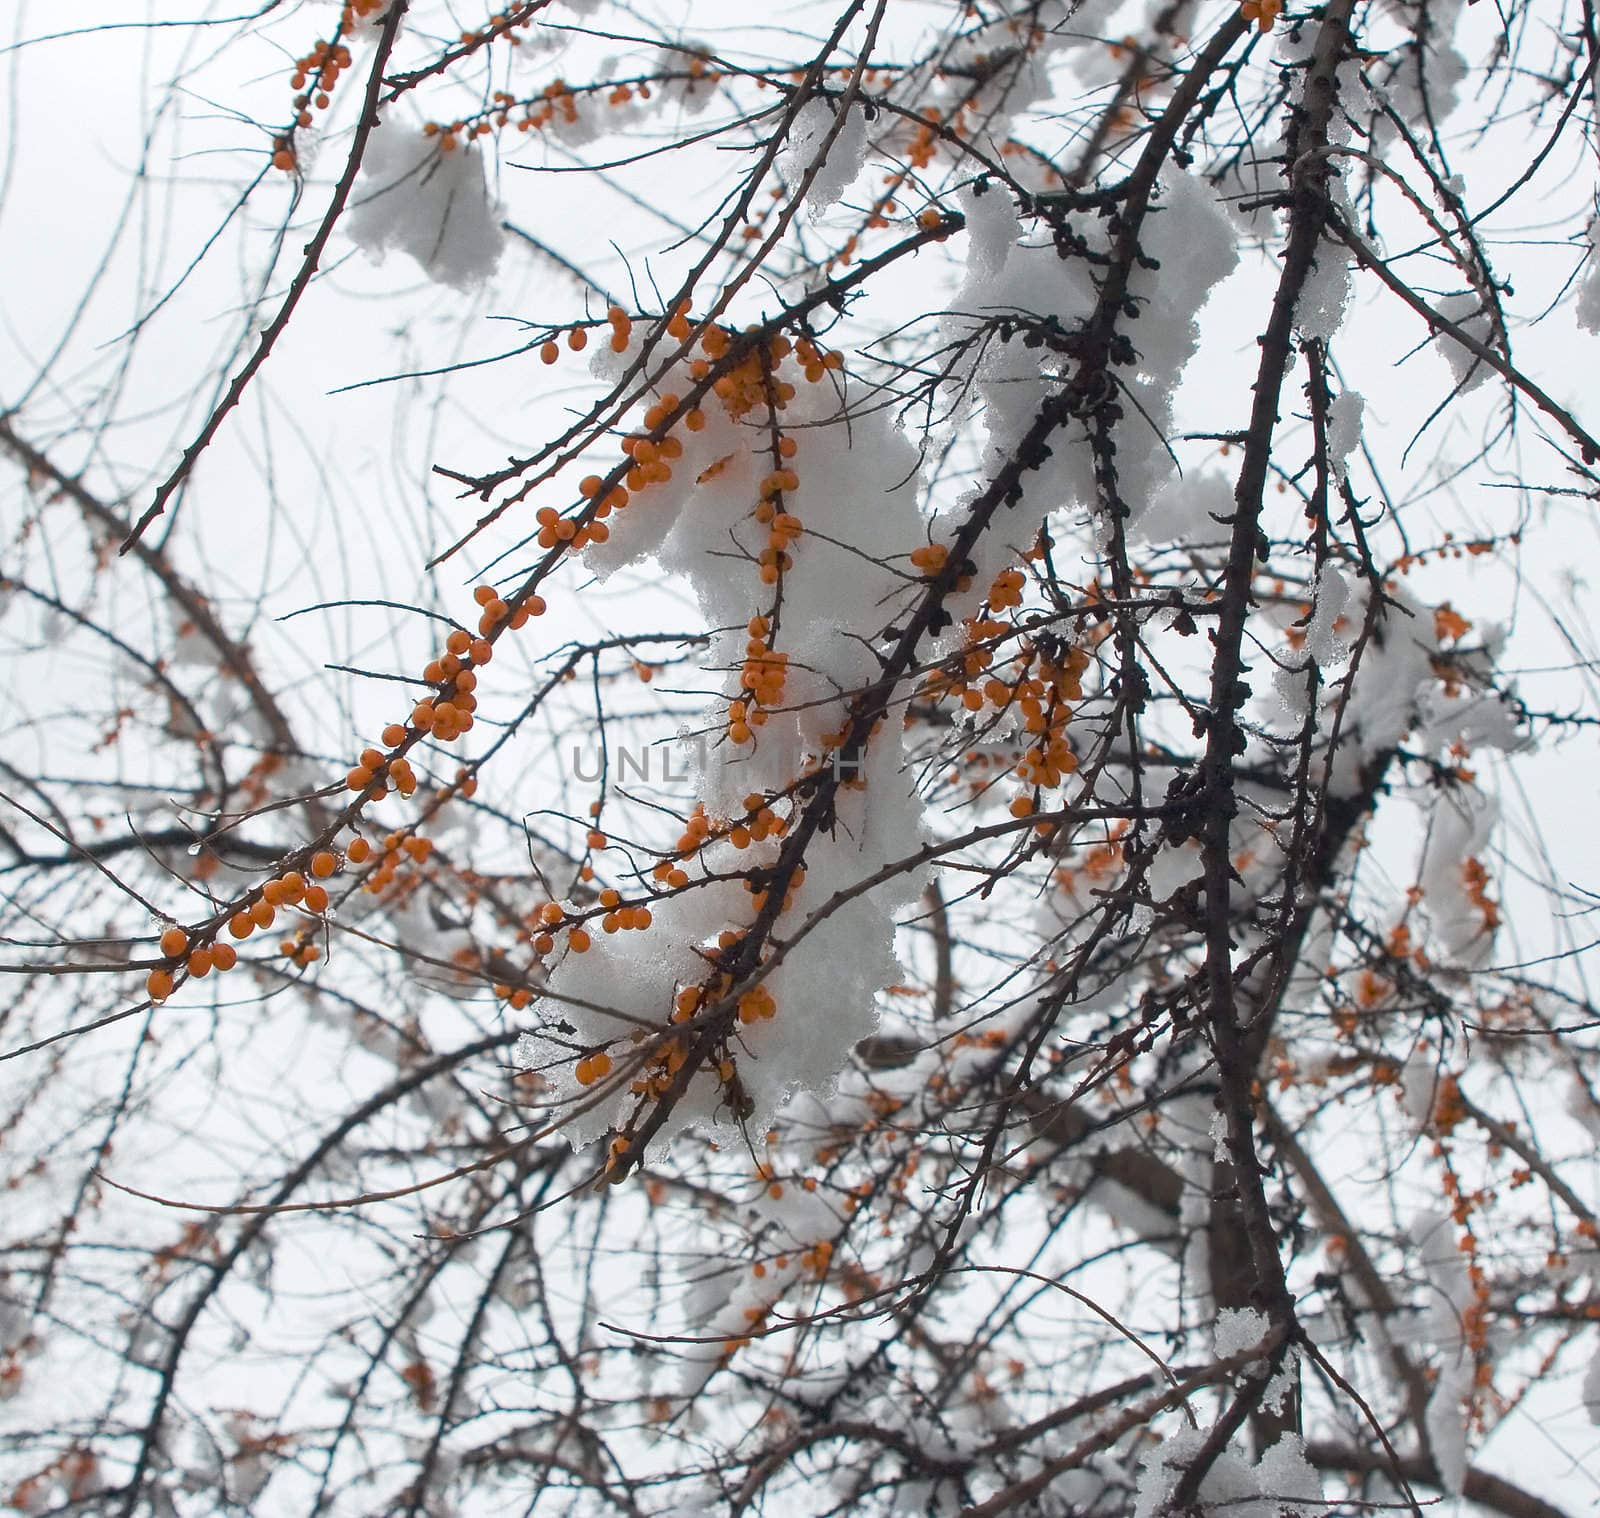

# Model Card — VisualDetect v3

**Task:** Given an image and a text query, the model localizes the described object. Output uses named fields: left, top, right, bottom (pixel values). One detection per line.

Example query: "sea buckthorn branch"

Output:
left=429, top=212, right=961, bottom=566
left=0, top=417, right=317, bottom=826
left=111, top=1024, right=531, bottom=1517
left=1324, top=212, right=1600, bottom=466
left=1179, top=4, right=1361, bottom=1499
left=1063, top=3, right=1191, bottom=188
left=881, top=5, right=1264, bottom=1288
left=380, top=1, right=553, bottom=100
left=4, top=577, right=226, bottom=803
left=596, top=358, right=1126, bottom=1181
left=126, top=0, right=410, bottom=553
left=428, top=0, right=890, bottom=531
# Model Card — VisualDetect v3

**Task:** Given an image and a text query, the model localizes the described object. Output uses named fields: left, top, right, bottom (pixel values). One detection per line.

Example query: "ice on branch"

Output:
left=346, top=122, right=504, bottom=289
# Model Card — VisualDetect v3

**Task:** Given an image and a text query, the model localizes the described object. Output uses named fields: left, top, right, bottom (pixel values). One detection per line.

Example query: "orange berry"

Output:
left=159, top=926, right=188, bottom=958
left=311, top=851, right=337, bottom=878
left=229, top=912, right=253, bottom=940
left=186, top=948, right=213, bottom=978
left=250, top=900, right=276, bottom=930
left=304, top=885, right=329, bottom=913
left=146, top=968, right=175, bottom=1002
left=567, top=327, right=588, bottom=351
left=212, top=942, right=238, bottom=972
left=540, top=340, right=559, bottom=364
left=446, top=629, right=471, bottom=656
left=346, top=837, right=372, bottom=864
left=569, top=927, right=592, bottom=952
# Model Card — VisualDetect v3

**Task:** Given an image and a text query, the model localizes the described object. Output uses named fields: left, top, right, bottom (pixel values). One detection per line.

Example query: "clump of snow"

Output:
left=1408, top=1209, right=1473, bottom=1352
left=1397, top=1046, right=1440, bottom=1137
left=1426, top=1355, right=1471, bottom=1495
left=1297, top=246, right=1353, bottom=342
left=935, top=168, right=1237, bottom=623
left=1430, top=290, right=1495, bottom=393
left=1584, top=1342, right=1600, bottom=1425
left=1135, top=1426, right=1322, bottom=1518
left=1304, top=561, right=1351, bottom=668
left=1326, top=388, right=1364, bottom=476
left=1214, top=1306, right=1271, bottom=1360
left=777, top=97, right=867, bottom=215
left=1579, top=218, right=1600, bottom=334
left=1136, top=471, right=1232, bottom=547
left=1416, top=784, right=1498, bottom=966
left=520, top=355, right=933, bottom=1155
left=1147, top=841, right=1203, bottom=903
left=1565, top=1077, right=1600, bottom=1143
left=346, top=123, right=504, bottom=289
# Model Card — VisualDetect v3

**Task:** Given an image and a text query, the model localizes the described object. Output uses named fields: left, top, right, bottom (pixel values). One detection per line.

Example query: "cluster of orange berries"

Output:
left=347, top=743, right=419, bottom=797
left=752, top=460, right=804, bottom=587
left=604, top=303, right=635, bottom=352
left=471, top=582, right=542, bottom=637
left=146, top=925, right=240, bottom=1003
left=1052, top=824, right=1127, bottom=898
left=272, top=37, right=355, bottom=167
left=737, top=984, right=777, bottom=1025
left=987, top=567, right=1026, bottom=611
left=350, top=613, right=517, bottom=772
left=1461, top=855, right=1501, bottom=933
left=726, top=796, right=790, bottom=852
left=1239, top=0, right=1281, bottom=29
left=593, top=888, right=655, bottom=935
left=224, top=863, right=336, bottom=941
left=538, top=322, right=589, bottom=365
left=907, top=543, right=977, bottom=596
left=356, top=831, right=433, bottom=898
left=574, top=1050, right=615, bottom=1086
left=493, top=981, right=533, bottom=1010
left=430, top=54, right=702, bottom=149
left=278, top=932, right=321, bottom=970
left=527, top=899, right=592, bottom=956
left=743, top=862, right=804, bottom=917
left=731, top=631, right=788, bottom=742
